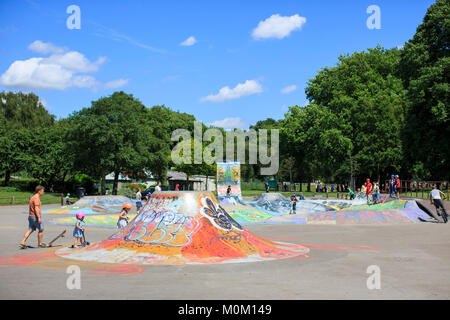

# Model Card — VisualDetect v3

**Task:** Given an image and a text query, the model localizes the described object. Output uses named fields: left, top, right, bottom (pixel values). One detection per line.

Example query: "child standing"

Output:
left=290, top=194, right=297, bottom=214
left=117, top=202, right=132, bottom=228
left=72, top=212, right=85, bottom=248
left=65, top=193, right=71, bottom=205
left=373, top=182, right=380, bottom=204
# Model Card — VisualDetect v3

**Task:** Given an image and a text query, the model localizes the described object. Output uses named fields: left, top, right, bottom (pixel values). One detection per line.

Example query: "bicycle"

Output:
left=436, top=206, right=448, bottom=223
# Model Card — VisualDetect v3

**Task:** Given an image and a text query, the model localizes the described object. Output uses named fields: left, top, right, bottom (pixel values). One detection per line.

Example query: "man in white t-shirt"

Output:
left=429, top=185, right=447, bottom=223
left=154, top=182, right=162, bottom=192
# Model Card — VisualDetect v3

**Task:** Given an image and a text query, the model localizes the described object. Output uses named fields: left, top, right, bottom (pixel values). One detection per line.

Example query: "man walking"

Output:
left=429, top=184, right=448, bottom=223
left=20, top=185, right=47, bottom=249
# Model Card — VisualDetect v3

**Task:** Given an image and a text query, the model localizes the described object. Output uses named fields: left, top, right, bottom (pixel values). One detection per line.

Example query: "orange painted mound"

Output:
left=55, top=192, right=309, bottom=265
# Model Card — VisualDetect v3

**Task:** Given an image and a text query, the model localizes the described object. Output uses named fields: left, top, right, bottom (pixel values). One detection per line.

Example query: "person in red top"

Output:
left=20, top=185, right=47, bottom=249
left=395, top=175, right=401, bottom=199
left=364, top=178, right=373, bottom=203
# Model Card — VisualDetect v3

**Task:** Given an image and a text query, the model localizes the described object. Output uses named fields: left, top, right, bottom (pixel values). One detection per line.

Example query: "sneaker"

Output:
left=38, top=243, right=48, bottom=248
left=19, top=244, right=27, bottom=249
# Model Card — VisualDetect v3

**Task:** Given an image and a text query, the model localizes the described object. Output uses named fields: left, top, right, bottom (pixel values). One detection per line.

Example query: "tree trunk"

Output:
left=113, top=169, right=120, bottom=195
left=3, top=170, right=10, bottom=186
left=289, top=170, right=293, bottom=191
left=101, top=170, right=106, bottom=195
left=205, top=176, right=208, bottom=191
left=307, top=181, right=311, bottom=192
left=377, top=163, right=380, bottom=184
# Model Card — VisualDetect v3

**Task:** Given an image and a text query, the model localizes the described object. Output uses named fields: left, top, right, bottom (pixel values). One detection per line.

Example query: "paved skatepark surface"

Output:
left=1, top=199, right=449, bottom=299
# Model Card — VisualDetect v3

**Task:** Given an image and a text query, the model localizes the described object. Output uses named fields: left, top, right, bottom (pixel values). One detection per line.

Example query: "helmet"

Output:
left=391, top=175, right=394, bottom=178
left=366, top=178, right=370, bottom=182
left=291, top=194, right=296, bottom=197
left=123, top=202, right=132, bottom=209
left=67, top=193, right=70, bottom=196
left=395, top=175, right=399, bottom=178
left=76, top=211, right=85, bottom=220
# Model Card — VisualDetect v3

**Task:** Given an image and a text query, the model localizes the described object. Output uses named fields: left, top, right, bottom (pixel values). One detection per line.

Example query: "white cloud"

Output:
left=104, top=78, right=129, bottom=89
left=252, top=14, right=306, bottom=40
left=209, top=117, right=248, bottom=130
left=281, top=84, right=297, bottom=94
left=0, top=41, right=125, bottom=91
left=200, top=79, right=262, bottom=103
left=28, top=40, right=65, bottom=54
left=180, top=36, right=197, bottom=46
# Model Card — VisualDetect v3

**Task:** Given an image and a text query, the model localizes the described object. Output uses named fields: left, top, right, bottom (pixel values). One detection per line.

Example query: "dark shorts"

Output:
left=28, top=216, right=44, bottom=231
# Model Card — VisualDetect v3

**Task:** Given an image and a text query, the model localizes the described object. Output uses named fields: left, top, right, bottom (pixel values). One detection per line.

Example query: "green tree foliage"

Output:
left=284, top=46, right=407, bottom=184
left=69, top=91, right=169, bottom=194
left=399, top=0, right=450, bottom=180
left=0, top=91, right=55, bottom=185
left=25, top=120, right=76, bottom=191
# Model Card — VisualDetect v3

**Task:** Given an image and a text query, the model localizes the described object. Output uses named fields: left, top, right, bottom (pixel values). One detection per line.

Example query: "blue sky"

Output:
left=0, top=0, right=434, bottom=129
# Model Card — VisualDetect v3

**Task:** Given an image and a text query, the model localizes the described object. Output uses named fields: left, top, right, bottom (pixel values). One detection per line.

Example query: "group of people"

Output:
left=362, top=178, right=381, bottom=204
left=18, top=178, right=448, bottom=249
left=388, top=174, right=401, bottom=198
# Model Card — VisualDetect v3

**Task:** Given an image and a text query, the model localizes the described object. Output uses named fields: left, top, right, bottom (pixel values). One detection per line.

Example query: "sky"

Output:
left=0, top=0, right=435, bottom=129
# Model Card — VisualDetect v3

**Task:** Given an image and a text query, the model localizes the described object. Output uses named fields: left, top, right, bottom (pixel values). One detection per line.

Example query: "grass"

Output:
left=0, top=187, right=62, bottom=205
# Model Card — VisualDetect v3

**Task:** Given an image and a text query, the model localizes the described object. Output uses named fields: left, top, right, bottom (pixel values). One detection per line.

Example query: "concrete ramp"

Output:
left=43, top=195, right=134, bottom=215
left=55, top=191, right=310, bottom=265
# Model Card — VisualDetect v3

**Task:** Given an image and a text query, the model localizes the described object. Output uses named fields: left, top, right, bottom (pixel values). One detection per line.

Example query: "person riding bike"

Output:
left=429, top=184, right=448, bottom=223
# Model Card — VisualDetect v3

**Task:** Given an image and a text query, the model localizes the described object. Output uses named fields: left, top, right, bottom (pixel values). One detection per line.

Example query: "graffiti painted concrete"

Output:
left=43, top=195, right=135, bottom=215
left=55, top=192, right=310, bottom=265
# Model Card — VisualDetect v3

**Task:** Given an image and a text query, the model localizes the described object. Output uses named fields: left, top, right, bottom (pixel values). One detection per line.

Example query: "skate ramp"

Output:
left=226, top=199, right=434, bottom=225
left=43, top=195, right=134, bottom=215
left=55, top=192, right=310, bottom=265
left=49, top=214, right=137, bottom=229
left=248, top=193, right=331, bottom=215
left=306, top=200, right=433, bottom=224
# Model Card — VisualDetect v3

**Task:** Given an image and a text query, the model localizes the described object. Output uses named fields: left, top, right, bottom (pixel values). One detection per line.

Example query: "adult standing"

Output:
left=155, top=182, right=162, bottom=192
left=20, top=186, right=47, bottom=249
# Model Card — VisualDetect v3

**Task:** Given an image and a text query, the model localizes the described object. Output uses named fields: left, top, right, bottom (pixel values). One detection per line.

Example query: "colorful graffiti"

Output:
left=217, top=162, right=241, bottom=197
left=55, top=191, right=310, bottom=265
left=49, top=214, right=137, bottom=228
left=345, top=199, right=408, bottom=211
left=43, top=195, right=134, bottom=215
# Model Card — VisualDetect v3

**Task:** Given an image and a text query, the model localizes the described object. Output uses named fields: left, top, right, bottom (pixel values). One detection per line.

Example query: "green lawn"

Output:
left=0, top=188, right=62, bottom=205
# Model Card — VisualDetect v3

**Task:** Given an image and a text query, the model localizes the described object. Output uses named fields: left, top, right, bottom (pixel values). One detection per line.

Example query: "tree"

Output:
left=69, top=91, right=169, bottom=195
left=399, top=0, right=450, bottom=180
left=0, top=91, right=55, bottom=185
left=303, top=46, right=407, bottom=184
left=25, top=120, right=76, bottom=191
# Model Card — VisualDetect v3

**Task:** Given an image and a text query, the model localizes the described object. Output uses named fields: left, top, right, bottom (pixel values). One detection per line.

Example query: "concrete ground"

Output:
left=0, top=201, right=449, bottom=300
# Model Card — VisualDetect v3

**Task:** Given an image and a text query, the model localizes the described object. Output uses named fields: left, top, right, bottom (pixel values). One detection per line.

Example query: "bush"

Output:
left=0, top=186, right=20, bottom=192
left=8, top=178, right=40, bottom=192
left=122, top=183, right=147, bottom=192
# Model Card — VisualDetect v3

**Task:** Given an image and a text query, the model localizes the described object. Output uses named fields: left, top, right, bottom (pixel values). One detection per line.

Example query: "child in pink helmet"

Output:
left=71, top=211, right=86, bottom=248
